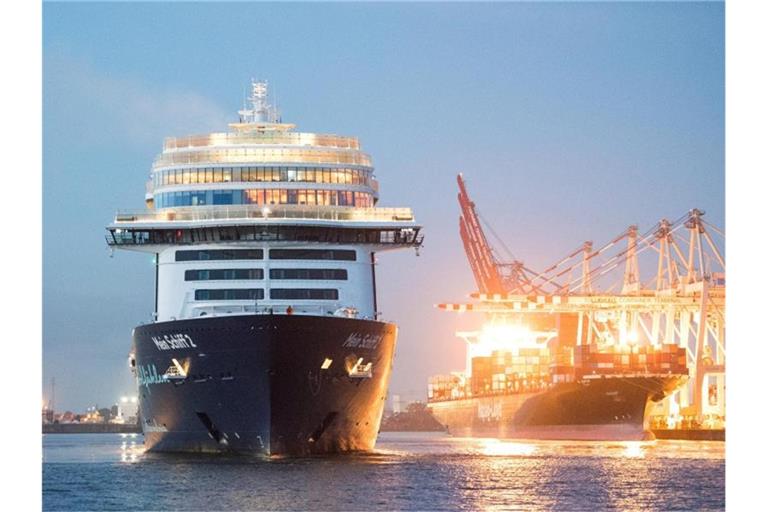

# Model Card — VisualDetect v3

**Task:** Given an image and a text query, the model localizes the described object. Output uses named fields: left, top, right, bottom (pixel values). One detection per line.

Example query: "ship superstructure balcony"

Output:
left=114, top=204, right=415, bottom=224
left=106, top=205, right=422, bottom=249
left=153, top=146, right=372, bottom=168
left=161, top=132, right=362, bottom=151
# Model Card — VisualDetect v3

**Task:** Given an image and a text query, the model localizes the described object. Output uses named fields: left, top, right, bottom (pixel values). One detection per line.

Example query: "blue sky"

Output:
left=43, top=2, right=723, bottom=411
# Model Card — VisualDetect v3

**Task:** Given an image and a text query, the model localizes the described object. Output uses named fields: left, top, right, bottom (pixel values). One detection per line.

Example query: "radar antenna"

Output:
left=238, top=79, right=280, bottom=124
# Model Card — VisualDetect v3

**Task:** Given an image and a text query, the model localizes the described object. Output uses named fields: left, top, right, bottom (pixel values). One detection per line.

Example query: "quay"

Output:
left=43, top=423, right=141, bottom=434
left=652, top=429, right=725, bottom=441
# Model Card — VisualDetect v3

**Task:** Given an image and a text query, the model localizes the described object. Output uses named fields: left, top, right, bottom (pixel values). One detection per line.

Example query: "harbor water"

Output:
left=43, top=432, right=724, bottom=511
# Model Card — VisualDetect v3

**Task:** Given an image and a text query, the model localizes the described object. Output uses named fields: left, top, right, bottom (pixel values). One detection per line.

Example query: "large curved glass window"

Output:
left=153, top=166, right=374, bottom=188
left=155, top=189, right=374, bottom=208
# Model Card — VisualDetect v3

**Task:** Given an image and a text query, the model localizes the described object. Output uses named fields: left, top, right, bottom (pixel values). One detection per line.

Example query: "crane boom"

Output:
left=457, top=173, right=505, bottom=294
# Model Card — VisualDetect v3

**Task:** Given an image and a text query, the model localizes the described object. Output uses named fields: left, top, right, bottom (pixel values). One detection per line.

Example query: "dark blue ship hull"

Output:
left=131, top=314, right=396, bottom=455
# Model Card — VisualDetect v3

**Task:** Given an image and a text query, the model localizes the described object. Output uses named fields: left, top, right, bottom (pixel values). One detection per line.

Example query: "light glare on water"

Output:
left=119, top=433, right=144, bottom=463
left=477, top=439, right=538, bottom=457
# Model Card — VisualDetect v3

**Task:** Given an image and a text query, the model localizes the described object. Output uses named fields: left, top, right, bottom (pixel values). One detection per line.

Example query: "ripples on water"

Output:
left=43, top=432, right=724, bottom=511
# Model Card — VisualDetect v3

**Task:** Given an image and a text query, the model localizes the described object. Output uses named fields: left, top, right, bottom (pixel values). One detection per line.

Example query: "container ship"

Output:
left=427, top=175, right=691, bottom=441
left=106, top=80, right=422, bottom=455
left=428, top=319, right=688, bottom=441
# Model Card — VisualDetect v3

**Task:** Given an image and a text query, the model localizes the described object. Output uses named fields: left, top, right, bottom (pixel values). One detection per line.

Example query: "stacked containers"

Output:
left=486, top=348, right=551, bottom=394
left=550, top=345, right=575, bottom=383
left=471, top=357, right=493, bottom=395
left=428, top=374, right=463, bottom=401
left=573, top=343, right=688, bottom=378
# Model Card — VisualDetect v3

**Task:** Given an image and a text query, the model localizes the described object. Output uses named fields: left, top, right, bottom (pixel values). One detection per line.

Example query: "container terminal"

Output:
left=427, top=175, right=725, bottom=441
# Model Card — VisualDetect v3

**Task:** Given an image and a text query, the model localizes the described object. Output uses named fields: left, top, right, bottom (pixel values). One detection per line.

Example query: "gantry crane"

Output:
left=444, top=174, right=725, bottom=424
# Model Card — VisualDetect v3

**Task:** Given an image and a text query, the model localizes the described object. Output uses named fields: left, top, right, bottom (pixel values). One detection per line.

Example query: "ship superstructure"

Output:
left=106, top=80, right=422, bottom=454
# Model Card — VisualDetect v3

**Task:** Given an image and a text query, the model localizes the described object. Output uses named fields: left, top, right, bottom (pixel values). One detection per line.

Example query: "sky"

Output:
left=42, top=1, right=724, bottom=412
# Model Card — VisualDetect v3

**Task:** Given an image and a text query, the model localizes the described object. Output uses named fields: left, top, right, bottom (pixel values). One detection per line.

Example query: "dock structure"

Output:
left=438, top=174, right=725, bottom=432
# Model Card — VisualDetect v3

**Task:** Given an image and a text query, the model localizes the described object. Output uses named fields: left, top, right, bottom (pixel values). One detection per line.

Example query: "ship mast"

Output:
left=231, top=79, right=294, bottom=132
left=238, top=79, right=274, bottom=123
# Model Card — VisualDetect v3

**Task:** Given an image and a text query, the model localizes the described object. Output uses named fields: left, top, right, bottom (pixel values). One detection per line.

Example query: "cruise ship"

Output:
left=106, top=80, right=422, bottom=455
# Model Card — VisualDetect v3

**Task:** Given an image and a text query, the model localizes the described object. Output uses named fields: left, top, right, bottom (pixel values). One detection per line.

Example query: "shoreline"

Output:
left=43, top=423, right=141, bottom=434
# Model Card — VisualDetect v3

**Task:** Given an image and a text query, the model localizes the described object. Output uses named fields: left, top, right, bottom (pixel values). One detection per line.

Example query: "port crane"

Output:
left=443, top=174, right=726, bottom=425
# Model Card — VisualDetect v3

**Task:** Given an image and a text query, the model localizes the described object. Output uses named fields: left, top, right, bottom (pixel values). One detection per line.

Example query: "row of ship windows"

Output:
left=153, top=166, right=373, bottom=188
left=194, top=288, right=339, bottom=301
left=154, top=189, right=375, bottom=209
left=175, top=249, right=357, bottom=262
left=185, top=268, right=348, bottom=281
left=154, top=148, right=371, bottom=167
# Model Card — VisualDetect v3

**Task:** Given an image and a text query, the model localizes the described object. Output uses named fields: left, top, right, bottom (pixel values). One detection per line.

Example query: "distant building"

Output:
left=392, top=394, right=402, bottom=414
left=82, top=406, right=102, bottom=423
left=113, top=396, right=139, bottom=424
left=98, top=407, right=112, bottom=422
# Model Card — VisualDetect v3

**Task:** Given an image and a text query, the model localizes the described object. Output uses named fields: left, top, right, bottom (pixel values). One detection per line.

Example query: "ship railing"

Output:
left=152, top=148, right=373, bottom=168
left=113, top=205, right=416, bottom=224
left=162, top=132, right=361, bottom=151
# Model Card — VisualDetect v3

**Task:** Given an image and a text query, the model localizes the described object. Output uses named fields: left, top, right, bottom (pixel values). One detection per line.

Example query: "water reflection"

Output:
left=621, top=441, right=646, bottom=459
left=43, top=433, right=724, bottom=511
left=477, top=438, right=537, bottom=457
left=119, top=433, right=144, bottom=464
left=42, top=432, right=723, bottom=464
